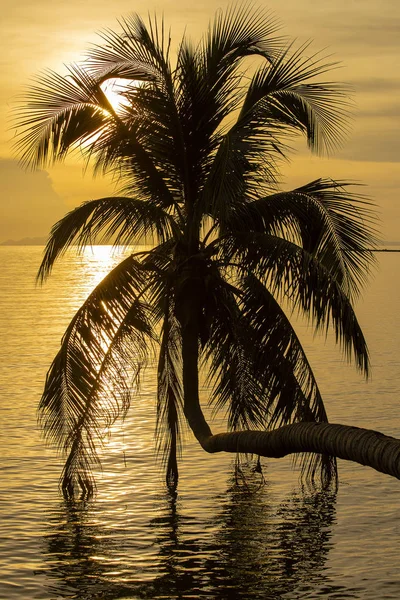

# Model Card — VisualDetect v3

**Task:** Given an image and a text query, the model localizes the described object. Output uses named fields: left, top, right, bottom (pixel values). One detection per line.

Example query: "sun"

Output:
left=101, top=79, right=133, bottom=113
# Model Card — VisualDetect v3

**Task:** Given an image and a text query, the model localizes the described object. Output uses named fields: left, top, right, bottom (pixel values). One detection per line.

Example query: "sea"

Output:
left=1, top=245, right=400, bottom=600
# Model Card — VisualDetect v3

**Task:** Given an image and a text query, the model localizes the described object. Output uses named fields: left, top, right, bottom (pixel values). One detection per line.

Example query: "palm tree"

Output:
left=15, top=5, right=400, bottom=500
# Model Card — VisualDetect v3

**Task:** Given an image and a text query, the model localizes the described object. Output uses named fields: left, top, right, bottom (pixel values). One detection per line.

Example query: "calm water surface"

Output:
left=1, top=246, right=400, bottom=599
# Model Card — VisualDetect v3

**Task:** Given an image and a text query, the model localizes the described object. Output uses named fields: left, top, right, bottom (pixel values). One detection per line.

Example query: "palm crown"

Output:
left=15, top=6, right=378, bottom=498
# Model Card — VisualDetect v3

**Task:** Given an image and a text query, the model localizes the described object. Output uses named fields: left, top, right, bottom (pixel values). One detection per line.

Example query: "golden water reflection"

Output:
left=40, top=470, right=353, bottom=600
left=2, top=247, right=400, bottom=599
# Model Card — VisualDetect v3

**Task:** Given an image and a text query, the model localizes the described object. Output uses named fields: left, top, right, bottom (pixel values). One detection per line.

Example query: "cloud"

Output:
left=0, top=159, right=67, bottom=242
left=351, top=78, right=400, bottom=94
left=358, top=105, right=400, bottom=119
left=321, top=15, right=400, bottom=53
left=335, top=127, right=400, bottom=163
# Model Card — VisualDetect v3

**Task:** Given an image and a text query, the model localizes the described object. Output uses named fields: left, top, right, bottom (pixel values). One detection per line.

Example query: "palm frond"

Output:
left=200, top=42, right=352, bottom=225
left=201, top=2, right=282, bottom=83
left=156, top=287, right=184, bottom=489
left=201, top=265, right=266, bottom=430
left=240, top=272, right=327, bottom=424
left=86, top=15, right=189, bottom=201
left=174, top=4, right=283, bottom=203
left=215, top=232, right=370, bottom=375
left=37, top=196, right=179, bottom=282
left=289, top=179, right=378, bottom=295
left=84, top=115, right=179, bottom=209
left=240, top=272, right=335, bottom=481
left=15, top=61, right=178, bottom=209
left=199, top=1, right=283, bottom=120
left=240, top=43, right=351, bottom=155
left=14, top=65, right=118, bottom=168
left=200, top=262, right=335, bottom=482
left=228, top=178, right=378, bottom=298
left=39, top=255, right=157, bottom=498
left=86, top=21, right=161, bottom=83
left=111, top=85, right=186, bottom=203
left=200, top=97, right=284, bottom=225
left=111, top=13, right=171, bottom=72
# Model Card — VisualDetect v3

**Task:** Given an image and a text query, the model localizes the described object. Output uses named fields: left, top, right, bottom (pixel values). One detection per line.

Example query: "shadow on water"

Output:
left=40, top=470, right=343, bottom=599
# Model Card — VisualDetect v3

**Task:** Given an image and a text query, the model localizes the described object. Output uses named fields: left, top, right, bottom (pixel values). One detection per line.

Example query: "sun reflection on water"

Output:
left=79, top=245, right=129, bottom=290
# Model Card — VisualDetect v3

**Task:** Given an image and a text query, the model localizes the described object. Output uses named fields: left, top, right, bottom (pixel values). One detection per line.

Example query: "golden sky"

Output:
left=1, top=0, right=399, bottom=242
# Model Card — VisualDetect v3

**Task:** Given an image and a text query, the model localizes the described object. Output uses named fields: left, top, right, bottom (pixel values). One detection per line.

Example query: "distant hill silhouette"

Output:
left=0, top=236, right=47, bottom=246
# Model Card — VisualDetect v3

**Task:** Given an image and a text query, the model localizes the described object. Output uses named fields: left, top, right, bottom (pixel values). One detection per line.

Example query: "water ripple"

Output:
left=1, top=247, right=400, bottom=599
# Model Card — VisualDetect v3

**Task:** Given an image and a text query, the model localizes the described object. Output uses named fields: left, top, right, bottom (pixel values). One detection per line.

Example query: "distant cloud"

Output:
left=336, top=128, right=400, bottom=163
left=324, top=17, right=400, bottom=52
left=351, top=78, right=400, bottom=94
left=0, top=159, right=67, bottom=242
left=357, top=105, right=400, bottom=119
left=289, top=7, right=400, bottom=55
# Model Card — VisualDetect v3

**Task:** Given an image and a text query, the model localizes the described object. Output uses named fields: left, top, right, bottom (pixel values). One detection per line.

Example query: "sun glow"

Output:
left=81, top=245, right=128, bottom=290
left=101, top=79, right=133, bottom=114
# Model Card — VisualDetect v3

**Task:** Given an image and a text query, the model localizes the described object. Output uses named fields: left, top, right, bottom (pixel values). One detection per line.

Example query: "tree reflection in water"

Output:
left=42, top=471, right=341, bottom=599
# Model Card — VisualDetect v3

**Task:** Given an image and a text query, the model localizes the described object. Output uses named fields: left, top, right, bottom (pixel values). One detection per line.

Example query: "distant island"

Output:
left=0, top=236, right=48, bottom=246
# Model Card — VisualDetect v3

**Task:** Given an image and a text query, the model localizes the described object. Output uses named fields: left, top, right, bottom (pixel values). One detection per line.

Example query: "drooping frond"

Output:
left=201, top=261, right=325, bottom=425
left=228, top=178, right=378, bottom=298
left=37, top=196, right=179, bottom=282
left=240, top=272, right=326, bottom=424
left=200, top=261, right=336, bottom=483
left=200, top=93, right=284, bottom=225
left=86, top=23, right=160, bottom=83
left=137, top=240, right=178, bottom=321
left=14, top=62, right=178, bottom=209
left=14, top=65, right=116, bottom=168
left=201, top=265, right=266, bottom=430
left=287, top=179, right=378, bottom=296
left=39, top=255, right=157, bottom=498
left=239, top=272, right=336, bottom=481
left=156, top=286, right=184, bottom=489
left=201, top=44, right=354, bottom=226
left=215, top=232, right=370, bottom=375
left=240, top=43, right=351, bottom=155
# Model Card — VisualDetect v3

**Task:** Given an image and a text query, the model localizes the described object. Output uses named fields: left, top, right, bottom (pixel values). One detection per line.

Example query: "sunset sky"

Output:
left=1, top=0, right=399, bottom=242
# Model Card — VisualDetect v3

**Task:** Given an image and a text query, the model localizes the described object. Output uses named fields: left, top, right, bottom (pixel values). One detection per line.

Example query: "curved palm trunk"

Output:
left=206, top=423, right=400, bottom=480
left=181, top=322, right=400, bottom=481
left=181, top=319, right=213, bottom=442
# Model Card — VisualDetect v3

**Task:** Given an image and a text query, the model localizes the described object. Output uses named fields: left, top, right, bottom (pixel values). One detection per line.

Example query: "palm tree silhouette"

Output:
left=16, top=6, right=399, bottom=500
